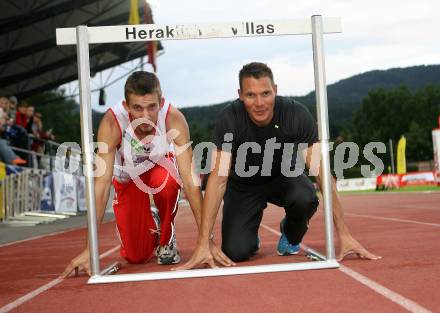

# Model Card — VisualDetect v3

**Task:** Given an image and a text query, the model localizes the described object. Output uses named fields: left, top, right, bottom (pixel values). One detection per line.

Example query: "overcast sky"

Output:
left=76, top=0, right=440, bottom=112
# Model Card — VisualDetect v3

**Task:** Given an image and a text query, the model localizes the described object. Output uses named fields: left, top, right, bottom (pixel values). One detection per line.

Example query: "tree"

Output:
left=405, top=121, right=432, bottom=160
left=352, top=85, right=440, bottom=162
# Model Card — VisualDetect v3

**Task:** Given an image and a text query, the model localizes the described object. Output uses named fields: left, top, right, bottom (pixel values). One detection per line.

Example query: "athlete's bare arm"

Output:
left=303, top=143, right=381, bottom=261
left=60, top=111, right=121, bottom=278
left=93, top=112, right=120, bottom=226
left=175, top=149, right=236, bottom=270
left=166, top=107, right=203, bottom=227
left=167, top=108, right=235, bottom=268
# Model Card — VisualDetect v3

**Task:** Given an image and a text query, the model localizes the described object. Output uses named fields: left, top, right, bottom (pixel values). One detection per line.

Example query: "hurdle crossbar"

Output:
left=89, top=260, right=338, bottom=284
left=55, top=15, right=341, bottom=284
left=56, top=17, right=341, bottom=45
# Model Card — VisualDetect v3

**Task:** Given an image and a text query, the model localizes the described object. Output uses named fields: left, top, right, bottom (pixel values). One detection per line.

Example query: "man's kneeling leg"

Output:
left=222, top=232, right=260, bottom=262
left=280, top=175, right=319, bottom=245
left=221, top=183, right=265, bottom=262
left=113, top=177, right=158, bottom=264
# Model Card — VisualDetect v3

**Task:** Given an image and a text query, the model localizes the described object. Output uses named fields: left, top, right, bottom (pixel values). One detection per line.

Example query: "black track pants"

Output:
left=221, top=174, right=319, bottom=262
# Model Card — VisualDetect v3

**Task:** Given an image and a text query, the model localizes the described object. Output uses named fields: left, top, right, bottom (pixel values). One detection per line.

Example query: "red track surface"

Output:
left=1, top=192, right=439, bottom=313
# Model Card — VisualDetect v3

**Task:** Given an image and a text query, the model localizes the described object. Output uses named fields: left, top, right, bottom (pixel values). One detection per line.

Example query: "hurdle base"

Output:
left=87, top=260, right=339, bottom=284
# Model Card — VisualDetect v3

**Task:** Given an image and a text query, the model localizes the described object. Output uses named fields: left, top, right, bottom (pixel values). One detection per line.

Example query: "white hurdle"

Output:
left=56, top=16, right=341, bottom=284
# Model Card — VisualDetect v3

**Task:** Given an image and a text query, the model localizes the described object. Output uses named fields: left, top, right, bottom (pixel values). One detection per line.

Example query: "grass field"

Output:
left=339, top=184, right=440, bottom=194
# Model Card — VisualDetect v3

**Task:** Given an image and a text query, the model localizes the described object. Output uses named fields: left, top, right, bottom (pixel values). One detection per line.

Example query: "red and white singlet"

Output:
left=109, top=98, right=176, bottom=183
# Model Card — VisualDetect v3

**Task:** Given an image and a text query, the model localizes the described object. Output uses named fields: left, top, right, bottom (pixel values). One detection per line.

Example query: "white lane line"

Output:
left=338, top=265, right=433, bottom=313
left=346, top=213, right=440, bottom=228
left=0, top=245, right=120, bottom=313
left=260, top=223, right=283, bottom=237
left=0, top=279, right=64, bottom=313
left=0, top=219, right=115, bottom=248
left=98, top=245, right=120, bottom=259
left=260, top=223, right=433, bottom=313
left=342, top=191, right=440, bottom=196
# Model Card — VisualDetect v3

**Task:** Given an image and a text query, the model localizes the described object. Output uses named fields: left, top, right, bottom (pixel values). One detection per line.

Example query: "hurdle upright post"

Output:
left=311, top=15, right=336, bottom=261
left=76, top=25, right=101, bottom=276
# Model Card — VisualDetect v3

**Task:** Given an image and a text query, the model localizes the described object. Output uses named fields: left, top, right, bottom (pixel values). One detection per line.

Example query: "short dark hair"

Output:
left=124, top=71, right=162, bottom=102
left=18, top=101, right=28, bottom=108
left=239, top=62, right=274, bottom=89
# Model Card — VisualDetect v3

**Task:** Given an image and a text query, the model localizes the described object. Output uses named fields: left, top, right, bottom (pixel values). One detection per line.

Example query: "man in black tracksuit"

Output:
left=178, top=62, right=380, bottom=268
left=213, top=93, right=320, bottom=260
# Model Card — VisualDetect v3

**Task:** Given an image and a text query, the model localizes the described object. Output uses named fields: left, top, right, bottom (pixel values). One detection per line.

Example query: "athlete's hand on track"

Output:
left=173, top=243, right=216, bottom=270
left=338, top=234, right=382, bottom=261
left=173, top=240, right=235, bottom=270
left=208, top=240, right=236, bottom=267
left=60, top=249, right=91, bottom=278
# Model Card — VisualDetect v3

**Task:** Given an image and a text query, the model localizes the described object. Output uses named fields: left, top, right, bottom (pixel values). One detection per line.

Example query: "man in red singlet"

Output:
left=61, top=71, right=232, bottom=277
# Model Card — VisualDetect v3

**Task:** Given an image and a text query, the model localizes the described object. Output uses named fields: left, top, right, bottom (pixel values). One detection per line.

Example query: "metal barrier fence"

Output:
left=11, top=134, right=82, bottom=173
left=1, top=138, right=84, bottom=225
left=1, top=168, right=47, bottom=222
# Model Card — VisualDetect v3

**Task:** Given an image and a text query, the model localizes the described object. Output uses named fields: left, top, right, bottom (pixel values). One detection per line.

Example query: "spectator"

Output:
left=26, top=105, right=35, bottom=134
left=0, top=140, right=26, bottom=165
left=30, top=112, right=55, bottom=168
left=0, top=97, right=14, bottom=139
left=34, top=113, right=54, bottom=140
left=0, top=96, right=8, bottom=108
left=0, top=97, right=8, bottom=121
left=0, top=109, right=26, bottom=165
left=30, top=112, right=44, bottom=153
left=8, top=96, right=17, bottom=117
left=15, top=101, right=28, bottom=129
left=6, top=101, right=30, bottom=161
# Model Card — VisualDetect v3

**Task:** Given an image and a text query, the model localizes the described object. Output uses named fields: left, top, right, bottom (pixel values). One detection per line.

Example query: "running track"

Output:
left=1, top=192, right=439, bottom=313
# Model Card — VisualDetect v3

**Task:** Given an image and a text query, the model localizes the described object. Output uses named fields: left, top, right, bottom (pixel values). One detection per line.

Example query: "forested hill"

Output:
left=300, top=64, right=440, bottom=107
left=85, top=64, right=439, bottom=145
left=179, top=64, right=440, bottom=138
